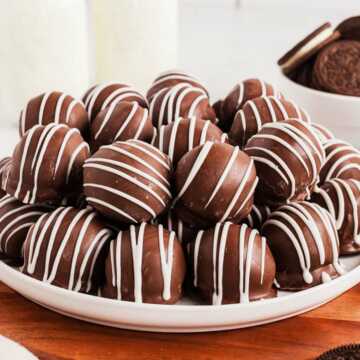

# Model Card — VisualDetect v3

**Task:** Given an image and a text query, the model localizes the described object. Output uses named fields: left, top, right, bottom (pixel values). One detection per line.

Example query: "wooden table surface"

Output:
left=1, top=282, right=360, bottom=360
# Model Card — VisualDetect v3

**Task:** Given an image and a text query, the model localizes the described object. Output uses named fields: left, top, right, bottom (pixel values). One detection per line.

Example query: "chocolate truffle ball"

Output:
left=22, top=207, right=112, bottom=292
left=219, top=79, right=282, bottom=132
left=319, top=139, right=360, bottom=184
left=83, top=139, right=172, bottom=224
left=101, top=223, right=186, bottom=304
left=245, top=119, right=324, bottom=206
left=312, top=179, right=360, bottom=255
left=229, top=96, right=310, bottom=147
left=19, top=91, right=89, bottom=137
left=0, top=195, right=49, bottom=260
left=190, top=222, right=276, bottom=305
left=146, top=69, right=208, bottom=102
left=149, top=83, right=216, bottom=130
left=90, top=101, right=154, bottom=152
left=263, top=201, right=345, bottom=291
left=154, top=116, right=228, bottom=165
left=174, top=142, right=258, bottom=225
left=244, top=204, right=272, bottom=230
left=0, top=157, right=11, bottom=198
left=6, top=124, right=89, bottom=205
left=311, top=123, right=334, bottom=143
left=83, top=83, right=148, bottom=121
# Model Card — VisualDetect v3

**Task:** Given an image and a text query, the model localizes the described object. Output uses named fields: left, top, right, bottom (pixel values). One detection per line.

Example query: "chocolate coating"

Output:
left=102, top=223, right=186, bottom=304
left=320, top=139, right=360, bottom=184
left=263, top=201, right=344, bottom=291
left=83, top=83, right=148, bottom=121
left=190, top=222, right=276, bottom=304
left=90, top=101, right=154, bottom=152
left=0, top=157, right=11, bottom=198
left=154, top=117, right=227, bottom=165
left=229, top=96, right=310, bottom=148
left=19, top=91, right=89, bottom=137
left=243, top=204, right=272, bottom=231
left=336, top=16, right=360, bottom=41
left=6, top=124, right=89, bottom=205
left=311, top=123, right=334, bottom=143
left=22, top=207, right=112, bottom=293
left=83, top=140, right=172, bottom=224
left=174, top=142, right=257, bottom=225
left=149, top=83, right=216, bottom=130
left=245, top=120, right=324, bottom=206
left=312, top=179, right=360, bottom=255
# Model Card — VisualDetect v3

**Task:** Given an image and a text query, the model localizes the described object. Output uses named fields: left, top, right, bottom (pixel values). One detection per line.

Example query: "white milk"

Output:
left=0, top=0, right=90, bottom=126
left=90, top=0, right=178, bottom=93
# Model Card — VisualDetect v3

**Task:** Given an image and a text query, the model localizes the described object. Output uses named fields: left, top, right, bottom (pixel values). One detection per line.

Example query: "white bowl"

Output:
left=278, top=70, right=360, bottom=147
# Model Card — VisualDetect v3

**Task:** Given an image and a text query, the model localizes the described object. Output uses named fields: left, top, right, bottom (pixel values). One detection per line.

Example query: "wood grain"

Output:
left=1, top=282, right=360, bottom=360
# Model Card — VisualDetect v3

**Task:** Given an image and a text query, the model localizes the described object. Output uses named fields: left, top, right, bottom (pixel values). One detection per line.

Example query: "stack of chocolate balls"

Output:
left=1, top=68, right=359, bottom=306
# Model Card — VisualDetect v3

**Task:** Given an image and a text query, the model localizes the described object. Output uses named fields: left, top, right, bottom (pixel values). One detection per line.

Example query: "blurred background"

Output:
left=0, top=0, right=359, bottom=125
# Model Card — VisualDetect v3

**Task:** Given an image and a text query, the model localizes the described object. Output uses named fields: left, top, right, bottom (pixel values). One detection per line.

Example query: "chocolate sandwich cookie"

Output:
left=278, top=22, right=340, bottom=74
left=317, top=343, right=360, bottom=360
left=336, top=16, right=360, bottom=41
left=313, top=40, right=360, bottom=96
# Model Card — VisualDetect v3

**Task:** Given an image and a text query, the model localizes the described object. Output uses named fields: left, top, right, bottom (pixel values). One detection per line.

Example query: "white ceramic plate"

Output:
left=0, top=335, right=37, bottom=359
left=1, top=255, right=360, bottom=333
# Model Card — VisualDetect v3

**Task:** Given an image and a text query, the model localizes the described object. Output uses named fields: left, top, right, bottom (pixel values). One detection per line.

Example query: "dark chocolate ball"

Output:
left=154, top=116, right=227, bottom=165
left=22, top=207, right=112, bottom=293
left=229, top=96, right=310, bottom=147
left=245, top=119, right=324, bottom=206
left=101, top=223, right=186, bottom=304
left=19, top=91, right=89, bottom=137
left=83, top=140, right=172, bottom=224
left=6, top=124, right=89, bottom=204
left=312, top=179, right=360, bottom=255
left=189, top=222, right=276, bottom=304
left=90, top=101, right=154, bottom=152
left=262, top=201, right=345, bottom=291
left=174, top=142, right=257, bottom=225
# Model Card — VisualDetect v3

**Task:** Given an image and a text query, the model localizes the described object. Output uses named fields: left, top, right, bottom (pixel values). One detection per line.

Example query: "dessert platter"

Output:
left=1, top=16, right=360, bottom=332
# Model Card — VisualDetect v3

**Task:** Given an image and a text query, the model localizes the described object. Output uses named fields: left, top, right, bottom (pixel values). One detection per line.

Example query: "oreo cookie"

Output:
left=336, top=16, right=360, bottom=41
left=316, top=344, right=360, bottom=360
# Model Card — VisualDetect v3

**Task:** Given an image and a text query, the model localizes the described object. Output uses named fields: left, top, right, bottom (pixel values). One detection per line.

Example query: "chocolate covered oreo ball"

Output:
left=83, top=83, right=148, bottom=121
left=190, top=222, right=276, bottom=305
left=149, top=83, right=216, bottom=130
left=146, top=69, right=208, bottom=102
left=102, top=223, right=186, bottom=304
left=19, top=91, right=89, bottom=137
left=263, top=201, right=345, bottom=290
left=320, top=139, right=360, bottom=184
left=84, top=140, right=172, bottom=224
left=219, top=79, right=282, bottom=132
left=229, top=96, right=310, bottom=147
left=245, top=120, right=324, bottom=206
left=154, top=117, right=227, bottom=165
left=312, top=179, right=360, bottom=255
left=6, top=124, right=89, bottom=204
left=174, top=142, right=258, bottom=225
left=22, top=207, right=112, bottom=293
left=0, top=195, right=49, bottom=260
left=90, top=101, right=153, bottom=151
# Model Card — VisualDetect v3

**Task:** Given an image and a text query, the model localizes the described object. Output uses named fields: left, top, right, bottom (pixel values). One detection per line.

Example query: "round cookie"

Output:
left=229, top=96, right=310, bottom=148
left=0, top=195, right=49, bottom=260
left=190, top=222, right=276, bottom=305
left=313, top=40, right=360, bottom=96
left=101, top=223, right=186, bottom=304
left=312, top=179, right=360, bottom=255
left=174, top=142, right=258, bottom=225
left=154, top=117, right=227, bottom=165
left=219, top=79, right=282, bottom=132
left=149, top=83, right=216, bottom=130
left=336, top=16, right=360, bottom=41
left=90, top=101, right=154, bottom=152
left=22, top=207, right=112, bottom=293
left=19, top=91, right=89, bottom=137
left=83, top=83, right=148, bottom=121
left=245, top=119, right=324, bottom=206
left=83, top=139, right=172, bottom=224
left=263, top=201, right=345, bottom=291
left=319, top=139, right=360, bottom=184
left=6, top=124, right=89, bottom=205
left=146, top=69, right=209, bottom=101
